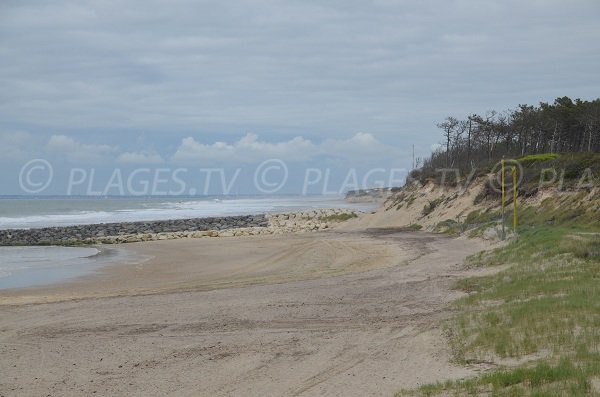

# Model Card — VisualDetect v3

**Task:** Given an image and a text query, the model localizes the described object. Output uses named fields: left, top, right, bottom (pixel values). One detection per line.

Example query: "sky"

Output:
left=1, top=0, right=599, bottom=195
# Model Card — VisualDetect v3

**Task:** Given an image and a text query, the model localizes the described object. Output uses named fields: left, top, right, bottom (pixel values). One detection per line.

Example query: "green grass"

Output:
left=474, top=152, right=600, bottom=203
left=398, top=357, right=600, bottom=397
left=397, top=193, right=600, bottom=396
left=518, top=153, right=561, bottom=163
left=452, top=227, right=600, bottom=357
left=318, top=212, right=358, bottom=222
left=434, top=219, right=463, bottom=235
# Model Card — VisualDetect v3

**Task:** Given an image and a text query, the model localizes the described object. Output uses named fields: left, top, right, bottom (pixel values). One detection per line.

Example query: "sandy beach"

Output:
left=0, top=228, right=491, bottom=396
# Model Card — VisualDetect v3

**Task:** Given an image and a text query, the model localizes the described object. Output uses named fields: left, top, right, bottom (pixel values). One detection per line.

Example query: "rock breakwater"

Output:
left=0, top=208, right=358, bottom=246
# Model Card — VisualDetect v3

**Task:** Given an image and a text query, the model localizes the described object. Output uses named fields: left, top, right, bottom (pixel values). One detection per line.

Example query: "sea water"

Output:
left=0, top=246, right=118, bottom=289
left=0, top=195, right=378, bottom=289
left=0, top=195, right=376, bottom=229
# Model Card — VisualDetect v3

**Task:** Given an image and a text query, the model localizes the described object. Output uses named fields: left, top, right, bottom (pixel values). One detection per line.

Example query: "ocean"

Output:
left=0, top=195, right=375, bottom=229
left=0, top=245, right=129, bottom=290
left=0, top=195, right=377, bottom=289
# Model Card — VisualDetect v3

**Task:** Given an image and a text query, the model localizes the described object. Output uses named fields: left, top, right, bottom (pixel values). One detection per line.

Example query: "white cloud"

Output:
left=235, top=133, right=316, bottom=162
left=319, top=132, right=396, bottom=162
left=46, top=135, right=117, bottom=163
left=117, top=151, right=165, bottom=164
left=172, top=132, right=400, bottom=166
left=172, top=133, right=315, bottom=164
left=35, top=132, right=402, bottom=169
left=171, top=137, right=235, bottom=164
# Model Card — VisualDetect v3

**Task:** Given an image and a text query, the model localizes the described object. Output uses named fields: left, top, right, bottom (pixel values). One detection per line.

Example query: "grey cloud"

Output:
left=171, top=132, right=401, bottom=165
left=45, top=135, right=118, bottom=163
left=1, top=0, right=599, bottom=161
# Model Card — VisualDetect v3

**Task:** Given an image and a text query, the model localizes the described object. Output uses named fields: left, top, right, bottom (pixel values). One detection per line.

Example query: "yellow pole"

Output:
left=501, top=160, right=505, bottom=209
left=501, top=160, right=505, bottom=239
left=512, top=166, right=517, bottom=232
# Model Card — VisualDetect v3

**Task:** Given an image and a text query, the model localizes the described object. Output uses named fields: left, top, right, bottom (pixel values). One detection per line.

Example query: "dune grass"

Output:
left=318, top=212, right=358, bottom=222
left=397, top=194, right=600, bottom=396
left=452, top=226, right=600, bottom=359
left=518, top=153, right=561, bottom=163
left=398, top=357, right=600, bottom=397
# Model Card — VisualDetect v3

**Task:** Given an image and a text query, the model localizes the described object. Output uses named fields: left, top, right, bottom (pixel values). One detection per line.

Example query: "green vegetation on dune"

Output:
left=422, top=198, right=443, bottom=216
left=399, top=224, right=600, bottom=396
left=397, top=93, right=599, bottom=396
left=397, top=181, right=600, bottom=396
left=318, top=212, right=358, bottom=222
left=518, top=153, right=560, bottom=163
left=473, top=153, right=600, bottom=206
left=433, top=219, right=463, bottom=235
left=453, top=225, right=600, bottom=356
left=399, top=357, right=600, bottom=397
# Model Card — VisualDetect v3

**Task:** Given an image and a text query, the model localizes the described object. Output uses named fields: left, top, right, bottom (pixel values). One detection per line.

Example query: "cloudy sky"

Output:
left=1, top=0, right=599, bottom=194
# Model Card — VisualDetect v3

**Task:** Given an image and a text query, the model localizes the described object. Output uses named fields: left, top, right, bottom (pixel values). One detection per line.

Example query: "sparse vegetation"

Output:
left=397, top=192, right=600, bottom=396
left=394, top=92, right=600, bottom=396
left=422, top=198, right=443, bottom=216
left=434, top=219, right=463, bottom=235
left=318, top=212, right=358, bottom=222
left=398, top=357, right=600, bottom=397
left=468, top=152, right=600, bottom=205
left=518, top=152, right=560, bottom=163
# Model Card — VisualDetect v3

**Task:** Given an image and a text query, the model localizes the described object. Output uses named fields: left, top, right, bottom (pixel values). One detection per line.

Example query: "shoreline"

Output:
left=0, top=226, right=497, bottom=307
left=0, top=195, right=501, bottom=395
left=0, top=227, right=409, bottom=305
left=0, top=245, right=134, bottom=292
left=0, top=207, right=359, bottom=246
left=0, top=228, right=493, bottom=396
left=0, top=208, right=361, bottom=295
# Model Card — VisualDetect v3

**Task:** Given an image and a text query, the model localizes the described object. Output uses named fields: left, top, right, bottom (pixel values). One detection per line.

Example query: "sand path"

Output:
left=0, top=230, right=489, bottom=396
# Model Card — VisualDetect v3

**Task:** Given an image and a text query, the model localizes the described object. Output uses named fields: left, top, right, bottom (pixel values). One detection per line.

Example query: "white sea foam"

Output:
left=0, top=196, right=377, bottom=289
left=0, top=196, right=374, bottom=229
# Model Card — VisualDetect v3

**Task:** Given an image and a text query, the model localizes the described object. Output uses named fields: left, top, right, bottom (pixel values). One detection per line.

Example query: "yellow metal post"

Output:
left=501, top=159, right=505, bottom=239
left=512, top=166, right=517, bottom=232
left=501, top=160, right=505, bottom=210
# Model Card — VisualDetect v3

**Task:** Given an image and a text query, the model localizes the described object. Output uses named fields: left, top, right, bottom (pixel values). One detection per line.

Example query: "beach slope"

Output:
left=0, top=229, right=490, bottom=396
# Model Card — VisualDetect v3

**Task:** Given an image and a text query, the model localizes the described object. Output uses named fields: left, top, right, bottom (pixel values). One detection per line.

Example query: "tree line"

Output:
left=422, top=96, right=600, bottom=174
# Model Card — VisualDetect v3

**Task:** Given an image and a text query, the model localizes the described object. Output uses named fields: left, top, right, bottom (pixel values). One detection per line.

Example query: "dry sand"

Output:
left=0, top=229, right=492, bottom=396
